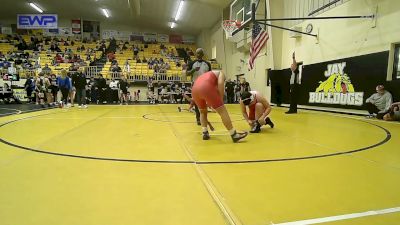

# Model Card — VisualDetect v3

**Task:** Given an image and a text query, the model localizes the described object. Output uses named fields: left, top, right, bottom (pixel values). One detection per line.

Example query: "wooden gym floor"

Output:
left=0, top=104, right=399, bottom=225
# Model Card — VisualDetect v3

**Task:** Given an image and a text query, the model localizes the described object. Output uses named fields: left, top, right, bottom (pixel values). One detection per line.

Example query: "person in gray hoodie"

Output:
left=365, top=85, right=392, bottom=119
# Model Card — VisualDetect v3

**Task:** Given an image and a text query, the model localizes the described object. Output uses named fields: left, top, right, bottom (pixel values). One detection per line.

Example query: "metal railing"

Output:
left=19, top=69, right=36, bottom=78
left=85, top=66, right=100, bottom=78
left=108, top=72, right=185, bottom=82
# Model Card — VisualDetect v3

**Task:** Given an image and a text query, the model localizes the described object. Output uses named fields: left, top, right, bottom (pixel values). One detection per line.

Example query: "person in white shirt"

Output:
left=365, top=85, right=392, bottom=119
left=7, top=63, right=16, bottom=75
left=109, top=78, right=119, bottom=103
left=123, top=60, right=130, bottom=73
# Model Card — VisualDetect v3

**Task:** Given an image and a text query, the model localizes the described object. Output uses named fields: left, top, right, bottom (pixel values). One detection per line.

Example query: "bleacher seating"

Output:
left=0, top=33, right=217, bottom=83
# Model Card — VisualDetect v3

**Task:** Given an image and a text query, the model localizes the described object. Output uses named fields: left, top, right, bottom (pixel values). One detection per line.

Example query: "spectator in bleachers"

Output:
left=136, top=57, right=142, bottom=63
left=111, top=63, right=122, bottom=72
left=16, top=39, right=28, bottom=51
left=49, top=44, right=61, bottom=52
left=365, top=85, right=393, bottom=119
left=133, top=46, right=139, bottom=57
left=123, top=60, right=130, bottom=73
left=24, top=60, right=33, bottom=69
left=142, top=57, right=147, bottom=63
left=55, top=53, right=64, bottom=63
left=7, top=62, right=16, bottom=76
left=148, top=58, right=154, bottom=69
left=153, top=63, right=159, bottom=73
left=107, top=51, right=116, bottom=62
left=24, top=76, right=35, bottom=103
left=69, top=64, right=78, bottom=72
left=159, top=64, right=166, bottom=74
left=383, top=102, right=400, bottom=121
left=57, top=69, right=71, bottom=107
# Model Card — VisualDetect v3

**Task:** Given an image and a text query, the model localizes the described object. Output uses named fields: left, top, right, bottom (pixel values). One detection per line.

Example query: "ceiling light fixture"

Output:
left=174, top=0, right=184, bottom=21
left=29, top=2, right=44, bottom=13
left=170, top=22, right=176, bottom=29
left=102, top=8, right=110, bottom=18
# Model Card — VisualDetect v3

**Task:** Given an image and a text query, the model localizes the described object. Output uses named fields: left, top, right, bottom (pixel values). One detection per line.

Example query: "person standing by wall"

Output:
left=74, top=68, right=88, bottom=108
left=286, top=52, right=300, bottom=114
left=225, top=78, right=235, bottom=104
left=24, top=75, right=35, bottom=103
left=240, top=78, right=251, bottom=94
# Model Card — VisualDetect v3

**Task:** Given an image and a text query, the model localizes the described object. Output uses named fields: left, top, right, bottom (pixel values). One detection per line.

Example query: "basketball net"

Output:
left=222, top=20, right=241, bottom=38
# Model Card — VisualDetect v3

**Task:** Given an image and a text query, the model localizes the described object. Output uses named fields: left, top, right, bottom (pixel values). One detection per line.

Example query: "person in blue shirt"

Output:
left=57, top=69, right=71, bottom=107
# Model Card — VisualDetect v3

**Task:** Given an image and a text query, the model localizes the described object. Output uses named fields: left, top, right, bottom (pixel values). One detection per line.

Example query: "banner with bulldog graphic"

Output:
left=269, top=51, right=390, bottom=110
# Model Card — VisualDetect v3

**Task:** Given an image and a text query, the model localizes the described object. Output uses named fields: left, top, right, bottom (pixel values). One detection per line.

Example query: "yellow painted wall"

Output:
left=280, top=0, right=400, bottom=68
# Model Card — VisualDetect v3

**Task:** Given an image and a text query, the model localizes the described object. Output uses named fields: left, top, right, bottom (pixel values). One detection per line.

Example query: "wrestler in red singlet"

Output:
left=191, top=70, right=247, bottom=142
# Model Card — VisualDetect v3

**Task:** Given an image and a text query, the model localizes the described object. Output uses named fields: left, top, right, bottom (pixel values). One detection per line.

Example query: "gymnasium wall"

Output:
left=274, top=0, right=400, bottom=109
left=279, top=0, right=400, bottom=69
left=197, top=0, right=400, bottom=108
left=0, top=18, right=188, bottom=40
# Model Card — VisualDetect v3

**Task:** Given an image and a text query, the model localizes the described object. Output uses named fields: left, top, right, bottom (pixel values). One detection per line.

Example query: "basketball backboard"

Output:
left=230, top=0, right=253, bottom=33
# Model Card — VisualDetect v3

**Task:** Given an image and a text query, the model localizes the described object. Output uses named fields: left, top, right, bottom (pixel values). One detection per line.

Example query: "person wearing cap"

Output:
left=186, top=48, right=211, bottom=125
left=365, top=85, right=393, bottom=119
left=240, top=90, right=274, bottom=133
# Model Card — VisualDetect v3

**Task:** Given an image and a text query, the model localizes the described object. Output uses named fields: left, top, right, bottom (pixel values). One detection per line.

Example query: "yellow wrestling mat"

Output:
left=0, top=105, right=399, bottom=225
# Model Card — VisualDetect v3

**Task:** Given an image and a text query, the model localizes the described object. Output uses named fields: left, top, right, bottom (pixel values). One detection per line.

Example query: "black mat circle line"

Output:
left=0, top=108, right=20, bottom=116
left=0, top=112, right=392, bottom=164
left=142, top=112, right=246, bottom=123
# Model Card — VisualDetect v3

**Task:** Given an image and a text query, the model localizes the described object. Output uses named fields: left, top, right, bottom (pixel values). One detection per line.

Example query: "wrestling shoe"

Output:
left=265, top=117, right=274, bottom=128
left=231, top=131, right=248, bottom=143
left=202, top=131, right=210, bottom=140
left=250, top=122, right=261, bottom=133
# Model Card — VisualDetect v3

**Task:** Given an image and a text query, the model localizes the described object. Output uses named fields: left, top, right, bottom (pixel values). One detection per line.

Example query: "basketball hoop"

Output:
left=222, top=20, right=241, bottom=38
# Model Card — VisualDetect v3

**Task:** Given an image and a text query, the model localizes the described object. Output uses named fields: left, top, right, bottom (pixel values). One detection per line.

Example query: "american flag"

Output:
left=248, top=23, right=269, bottom=70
